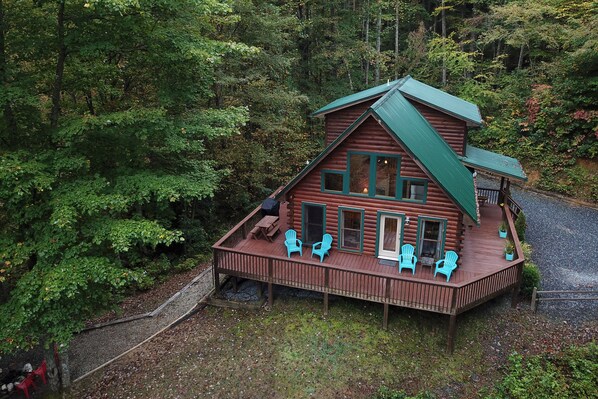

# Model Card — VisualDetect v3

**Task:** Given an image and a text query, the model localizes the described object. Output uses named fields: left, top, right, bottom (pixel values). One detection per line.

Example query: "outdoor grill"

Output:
left=260, top=198, right=280, bottom=217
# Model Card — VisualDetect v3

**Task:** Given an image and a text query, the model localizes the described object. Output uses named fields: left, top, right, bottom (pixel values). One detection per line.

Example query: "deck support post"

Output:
left=383, top=278, right=391, bottom=330
left=499, top=177, right=505, bottom=203
left=447, top=314, right=457, bottom=354
left=267, top=258, right=273, bottom=308
left=213, top=249, right=220, bottom=296
left=511, top=260, right=524, bottom=308
left=323, top=268, right=330, bottom=316
left=232, top=276, right=238, bottom=292
left=383, top=303, right=389, bottom=330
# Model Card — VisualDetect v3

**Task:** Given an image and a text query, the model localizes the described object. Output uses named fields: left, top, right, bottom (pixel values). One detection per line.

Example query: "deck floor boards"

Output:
left=235, top=202, right=509, bottom=287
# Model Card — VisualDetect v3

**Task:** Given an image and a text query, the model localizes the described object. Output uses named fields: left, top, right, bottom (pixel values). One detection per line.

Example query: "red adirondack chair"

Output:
left=32, top=360, right=47, bottom=384
left=15, top=374, right=36, bottom=399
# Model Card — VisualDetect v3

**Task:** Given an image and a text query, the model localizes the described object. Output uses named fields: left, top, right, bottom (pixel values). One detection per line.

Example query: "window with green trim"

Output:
left=401, top=179, right=426, bottom=201
left=322, top=171, right=344, bottom=192
left=417, top=218, right=446, bottom=263
left=339, top=208, right=363, bottom=251
left=349, top=154, right=370, bottom=194
left=375, top=156, right=398, bottom=197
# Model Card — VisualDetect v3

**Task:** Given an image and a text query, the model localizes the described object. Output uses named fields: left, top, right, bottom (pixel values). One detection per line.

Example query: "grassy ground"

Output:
left=66, top=292, right=597, bottom=399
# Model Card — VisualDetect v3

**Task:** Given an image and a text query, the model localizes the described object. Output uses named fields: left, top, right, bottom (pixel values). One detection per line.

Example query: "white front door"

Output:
left=378, top=214, right=402, bottom=260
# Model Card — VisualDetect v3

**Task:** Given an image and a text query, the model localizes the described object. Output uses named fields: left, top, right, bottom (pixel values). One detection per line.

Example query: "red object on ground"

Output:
left=32, top=360, right=47, bottom=384
left=15, top=374, right=36, bottom=399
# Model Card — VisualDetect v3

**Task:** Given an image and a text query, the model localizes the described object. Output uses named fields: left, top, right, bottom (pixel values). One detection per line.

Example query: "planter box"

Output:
left=499, top=230, right=507, bottom=238
left=505, top=253, right=514, bottom=261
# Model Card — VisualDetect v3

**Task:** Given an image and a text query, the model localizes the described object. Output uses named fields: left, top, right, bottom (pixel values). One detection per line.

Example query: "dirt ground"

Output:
left=65, top=289, right=598, bottom=399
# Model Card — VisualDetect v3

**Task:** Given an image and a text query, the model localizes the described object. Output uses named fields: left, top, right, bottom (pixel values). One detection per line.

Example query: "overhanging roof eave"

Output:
left=462, top=160, right=528, bottom=182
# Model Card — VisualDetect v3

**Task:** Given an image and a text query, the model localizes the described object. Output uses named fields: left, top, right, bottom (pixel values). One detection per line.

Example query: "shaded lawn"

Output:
left=67, top=294, right=597, bottom=399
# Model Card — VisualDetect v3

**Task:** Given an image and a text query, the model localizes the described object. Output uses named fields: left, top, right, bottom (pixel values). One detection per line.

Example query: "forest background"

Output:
left=0, top=0, right=596, bottom=355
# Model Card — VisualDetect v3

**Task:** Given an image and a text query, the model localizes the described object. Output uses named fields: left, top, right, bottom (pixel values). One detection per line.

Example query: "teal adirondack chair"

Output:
left=398, top=244, right=417, bottom=274
left=434, top=251, right=459, bottom=282
left=284, top=229, right=302, bottom=258
left=311, top=234, right=333, bottom=262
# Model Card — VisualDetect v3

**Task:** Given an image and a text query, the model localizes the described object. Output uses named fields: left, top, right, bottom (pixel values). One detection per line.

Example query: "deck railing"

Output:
left=212, top=200, right=525, bottom=317
left=477, top=187, right=500, bottom=205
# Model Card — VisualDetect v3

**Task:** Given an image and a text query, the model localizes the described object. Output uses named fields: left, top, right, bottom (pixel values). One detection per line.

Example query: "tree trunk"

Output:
left=0, top=0, right=16, bottom=135
left=44, top=344, right=61, bottom=392
left=50, top=0, right=66, bottom=128
left=517, top=43, right=525, bottom=69
left=441, top=0, right=447, bottom=86
left=59, top=348, right=71, bottom=389
left=364, top=1, right=370, bottom=85
left=344, top=59, right=354, bottom=91
left=394, top=2, right=399, bottom=80
left=375, top=8, right=382, bottom=82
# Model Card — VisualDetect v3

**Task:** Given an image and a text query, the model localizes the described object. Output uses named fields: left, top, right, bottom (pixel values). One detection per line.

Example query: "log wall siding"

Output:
left=410, top=101, right=467, bottom=155
left=289, top=116, right=462, bottom=258
left=324, top=100, right=377, bottom=145
left=323, top=98, right=467, bottom=155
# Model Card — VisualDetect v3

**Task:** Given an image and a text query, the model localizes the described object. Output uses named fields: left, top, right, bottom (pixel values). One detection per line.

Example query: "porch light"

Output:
left=405, top=216, right=410, bottom=225
left=362, top=187, right=368, bottom=194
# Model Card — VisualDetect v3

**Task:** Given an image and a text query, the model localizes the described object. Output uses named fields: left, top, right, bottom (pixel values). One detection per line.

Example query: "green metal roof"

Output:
left=460, top=145, right=527, bottom=181
left=312, top=76, right=482, bottom=126
left=398, top=77, right=482, bottom=126
left=371, top=87, right=479, bottom=223
left=311, top=78, right=406, bottom=117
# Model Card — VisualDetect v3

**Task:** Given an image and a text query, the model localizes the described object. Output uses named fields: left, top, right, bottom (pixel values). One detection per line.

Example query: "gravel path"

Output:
left=479, top=176, right=598, bottom=324
left=68, top=267, right=214, bottom=380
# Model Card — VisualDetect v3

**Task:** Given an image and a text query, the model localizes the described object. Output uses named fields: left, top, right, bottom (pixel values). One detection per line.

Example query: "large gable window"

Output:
left=321, top=151, right=428, bottom=203
left=375, top=156, right=398, bottom=197
left=349, top=154, right=370, bottom=194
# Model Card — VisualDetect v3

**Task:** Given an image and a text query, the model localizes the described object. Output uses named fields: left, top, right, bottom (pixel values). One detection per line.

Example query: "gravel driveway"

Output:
left=480, top=176, right=598, bottom=324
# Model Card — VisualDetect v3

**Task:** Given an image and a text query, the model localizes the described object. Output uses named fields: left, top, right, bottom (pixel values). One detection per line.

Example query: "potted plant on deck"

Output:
left=498, top=221, right=508, bottom=238
left=504, top=240, right=515, bottom=261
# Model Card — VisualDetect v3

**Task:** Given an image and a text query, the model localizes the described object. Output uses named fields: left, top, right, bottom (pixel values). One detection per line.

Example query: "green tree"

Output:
left=0, top=0, right=248, bottom=358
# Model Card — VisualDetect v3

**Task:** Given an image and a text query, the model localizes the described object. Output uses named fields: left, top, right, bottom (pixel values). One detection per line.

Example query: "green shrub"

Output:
left=521, top=262, right=541, bottom=297
left=514, top=211, right=527, bottom=242
left=490, top=343, right=598, bottom=399
left=174, top=254, right=211, bottom=272
left=374, top=387, right=436, bottom=399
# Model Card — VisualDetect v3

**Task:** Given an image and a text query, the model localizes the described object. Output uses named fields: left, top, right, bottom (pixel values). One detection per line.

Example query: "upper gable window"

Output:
left=401, top=178, right=427, bottom=202
left=322, top=170, right=344, bottom=192
left=375, top=156, right=398, bottom=197
left=320, top=151, right=427, bottom=203
left=349, top=154, right=370, bottom=194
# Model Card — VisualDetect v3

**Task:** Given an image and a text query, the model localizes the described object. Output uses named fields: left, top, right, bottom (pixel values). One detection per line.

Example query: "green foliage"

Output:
left=519, top=242, right=540, bottom=296
left=514, top=211, right=526, bottom=242
left=374, top=387, right=436, bottom=399
left=521, top=262, right=541, bottom=297
left=0, top=0, right=248, bottom=352
left=504, top=240, right=515, bottom=255
left=489, top=343, right=598, bottom=399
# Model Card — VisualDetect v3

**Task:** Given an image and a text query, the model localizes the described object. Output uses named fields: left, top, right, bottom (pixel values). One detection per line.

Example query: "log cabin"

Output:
left=212, top=76, right=527, bottom=352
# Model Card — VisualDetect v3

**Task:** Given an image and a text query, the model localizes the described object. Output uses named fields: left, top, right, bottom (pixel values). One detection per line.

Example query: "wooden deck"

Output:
left=213, top=189, right=524, bottom=317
